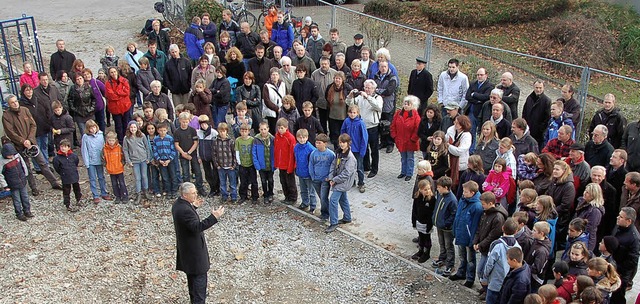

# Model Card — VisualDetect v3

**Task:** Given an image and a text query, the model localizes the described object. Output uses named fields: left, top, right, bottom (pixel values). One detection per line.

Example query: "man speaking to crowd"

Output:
left=172, top=182, right=225, bottom=303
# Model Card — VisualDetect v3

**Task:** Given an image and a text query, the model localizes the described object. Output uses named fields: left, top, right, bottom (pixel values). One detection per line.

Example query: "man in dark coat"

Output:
left=621, top=118, right=640, bottom=172
left=345, top=34, right=365, bottom=67
left=496, top=72, right=520, bottom=119
left=465, top=67, right=493, bottom=152
left=561, top=84, right=581, bottom=127
left=407, top=57, right=434, bottom=115
left=584, top=124, right=614, bottom=167
left=164, top=44, right=193, bottom=106
left=611, top=207, right=640, bottom=303
left=236, top=22, right=260, bottom=64
left=29, top=72, right=59, bottom=169
left=291, top=64, right=319, bottom=115
left=49, top=39, right=76, bottom=77
left=172, top=182, right=224, bottom=304
left=248, top=45, right=277, bottom=89
left=200, top=13, right=217, bottom=46
left=587, top=93, right=626, bottom=148
left=522, top=80, right=551, bottom=151
left=509, top=118, right=539, bottom=159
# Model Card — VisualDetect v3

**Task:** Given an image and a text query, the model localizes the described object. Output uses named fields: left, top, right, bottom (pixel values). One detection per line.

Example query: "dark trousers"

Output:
left=279, top=169, right=297, bottom=201
left=318, top=108, right=328, bottom=136
left=201, top=160, right=220, bottom=194
left=113, top=110, right=132, bottom=144
left=380, top=111, right=394, bottom=147
left=186, top=273, right=207, bottom=304
left=418, top=231, right=432, bottom=257
left=149, top=164, right=161, bottom=193
left=95, top=109, right=106, bottom=132
left=266, top=116, right=277, bottom=135
left=328, top=118, right=344, bottom=148
left=179, top=157, right=204, bottom=191
left=110, top=173, right=128, bottom=199
left=259, top=170, right=274, bottom=198
left=364, top=127, right=379, bottom=173
left=62, top=183, right=82, bottom=206
left=239, top=165, right=259, bottom=200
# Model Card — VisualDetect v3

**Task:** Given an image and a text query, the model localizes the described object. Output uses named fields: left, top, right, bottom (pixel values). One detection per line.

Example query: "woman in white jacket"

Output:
left=262, top=67, right=286, bottom=134
left=446, top=115, right=472, bottom=190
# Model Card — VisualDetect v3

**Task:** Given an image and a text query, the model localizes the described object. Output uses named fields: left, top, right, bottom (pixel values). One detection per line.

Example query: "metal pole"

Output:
left=577, top=66, right=591, bottom=141
left=331, top=5, right=336, bottom=29
left=424, top=33, right=433, bottom=72
left=280, top=0, right=285, bottom=11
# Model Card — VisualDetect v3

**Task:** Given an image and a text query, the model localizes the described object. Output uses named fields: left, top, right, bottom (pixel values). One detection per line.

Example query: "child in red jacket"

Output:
left=274, top=118, right=297, bottom=204
left=482, top=157, right=512, bottom=210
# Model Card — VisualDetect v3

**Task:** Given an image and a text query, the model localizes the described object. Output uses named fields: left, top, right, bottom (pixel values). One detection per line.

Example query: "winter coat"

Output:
left=464, top=80, right=493, bottom=119
left=584, top=140, right=614, bottom=167
left=294, top=142, right=316, bottom=178
left=311, top=68, right=337, bottom=110
left=484, top=236, right=521, bottom=292
left=568, top=259, right=588, bottom=277
left=290, top=55, right=316, bottom=78
left=52, top=110, right=75, bottom=149
left=54, top=80, right=72, bottom=110
left=164, top=57, right=193, bottom=95
left=53, top=149, right=79, bottom=184
left=621, top=187, right=640, bottom=232
left=124, top=50, right=144, bottom=73
left=236, top=31, right=260, bottom=59
left=544, top=113, right=574, bottom=145
left=105, top=77, right=131, bottom=115
left=184, top=23, right=205, bottom=60
left=366, top=61, right=398, bottom=80
left=556, top=276, right=576, bottom=303
left=510, top=130, right=539, bottom=159
left=412, top=174, right=435, bottom=227
left=474, top=139, right=499, bottom=173
left=547, top=177, right=576, bottom=232
left=425, top=145, right=449, bottom=180
left=497, top=82, right=521, bottom=118
left=187, top=89, right=212, bottom=122
left=271, top=21, right=294, bottom=52
left=589, top=108, right=626, bottom=148
left=515, top=226, right=534, bottom=258
left=305, top=35, right=325, bottom=65
left=417, top=118, right=441, bottom=152
left=248, top=57, right=277, bottom=88
left=526, top=237, right=552, bottom=285
left=340, top=116, right=368, bottom=157
left=473, top=204, right=508, bottom=254
left=437, top=70, right=469, bottom=110
left=2, top=106, right=36, bottom=150
left=499, top=263, right=531, bottom=304
left=148, top=30, right=171, bottom=54
left=172, top=197, right=218, bottom=275
left=262, top=81, right=286, bottom=118
left=20, top=71, right=39, bottom=88
left=136, top=67, right=163, bottom=96
left=522, top=91, right=551, bottom=144
left=81, top=131, right=104, bottom=166
left=103, top=143, right=125, bottom=175
left=455, top=169, right=486, bottom=199
left=327, top=148, right=356, bottom=192
left=236, top=84, right=262, bottom=110
left=622, top=120, right=640, bottom=172
left=446, top=128, right=472, bottom=171
left=346, top=70, right=366, bottom=92
left=612, top=224, right=640, bottom=283
left=483, top=167, right=512, bottom=199
left=575, top=198, right=604, bottom=251
left=390, top=109, right=421, bottom=152
left=0, top=144, right=29, bottom=190
left=517, top=154, right=538, bottom=181
left=68, top=83, right=96, bottom=122
left=123, top=135, right=152, bottom=164
left=144, top=50, right=168, bottom=76
left=290, top=77, right=318, bottom=114
left=278, top=107, right=300, bottom=132
left=274, top=130, right=296, bottom=173
left=563, top=97, right=581, bottom=128
left=293, top=115, right=324, bottom=146
left=50, top=49, right=76, bottom=77
left=408, top=68, right=434, bottom=113
left=373, top=71, right=398, bottom=113
left=86, top=78, right=106, bottom=111
left=593, top=274, right=621, bottom=304
left=453, top=191, right=483, bottom=246
left=433, top=190, right=457, bottom=230
left=201, top=21, right=217, bottom=46
left=145, top=92, right=175, bottom=121
left=252, top=134, right=275, bottom=171
left=309, top=148, right=335, bottom=182
left=561, top=232, right=590, bottom=262
left=19, top=95, right=53, bottom=137
left=478, top=100, right=512, bottom=125
left=219, top=19, right=240, bottom=45
left=196, top=126, right=218, bottom=161
left=191, top=65, right=216, bottom=89
left=210, top=77, right=231, bottom=106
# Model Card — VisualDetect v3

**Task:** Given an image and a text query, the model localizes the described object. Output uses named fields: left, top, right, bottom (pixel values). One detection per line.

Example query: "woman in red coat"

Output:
left=105, top=67, right=132, bottom=143
left=391, top=95, right=421, bottom=181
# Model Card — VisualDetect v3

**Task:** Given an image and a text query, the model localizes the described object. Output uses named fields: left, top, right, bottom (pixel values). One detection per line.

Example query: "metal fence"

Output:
left=289, top=0, right=640, bottom=140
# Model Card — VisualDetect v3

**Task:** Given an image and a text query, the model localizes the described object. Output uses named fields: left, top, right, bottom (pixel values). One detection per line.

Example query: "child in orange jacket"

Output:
left=274, top=118, right=297, bottom=204
left=103, top=131, right=129, bottom=203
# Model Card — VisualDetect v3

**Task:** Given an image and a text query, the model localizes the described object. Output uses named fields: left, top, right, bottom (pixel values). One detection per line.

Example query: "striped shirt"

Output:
left=153, top=135, right=176, bottom=161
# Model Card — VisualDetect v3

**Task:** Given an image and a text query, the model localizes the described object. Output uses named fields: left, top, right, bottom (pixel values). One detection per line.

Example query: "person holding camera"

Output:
left=346, top=79, right=382, bottom=178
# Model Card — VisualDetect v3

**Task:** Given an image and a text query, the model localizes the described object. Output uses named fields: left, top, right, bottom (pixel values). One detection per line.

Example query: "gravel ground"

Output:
left=0, top=172, right=477, bottom=303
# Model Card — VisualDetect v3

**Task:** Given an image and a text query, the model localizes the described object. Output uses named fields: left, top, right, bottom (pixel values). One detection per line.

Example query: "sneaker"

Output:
left=435, top=267, right=452, bottom=277
left=431, top=259, right=444, bottom=268
left=397, top=174, right=406, bottom=179
left=309, top=208, right=315, bottom=214
left=417, top=253, right=429, bottom=263
left=477, top=290, right=486, bottom=301
left=411, top=250, right=423, bottom=260
left=144, top=192, right=152, bottom=200
left=252, top=199, right=259, bottom=204
left=358, top=184, right=365, bottom=193
left=268, top=196, right=275, bottom=203
left=325, top=224, right=338, bottom=233
left=338, top=218, right=351, bottom=224
left=412, top=237, right=419, bottom=243
left=463, top=281, right=474, bottom=288
left=24, top=211, right=34, bottom=218
left=298, top=204, right=309, bottom=210
left=449, top=274, right=465, bottom=281
left=404, top=176, right=412, bottom=181
left=17, top=214, right=27, bottom=221
left=135, top=194, right=142, bottom=205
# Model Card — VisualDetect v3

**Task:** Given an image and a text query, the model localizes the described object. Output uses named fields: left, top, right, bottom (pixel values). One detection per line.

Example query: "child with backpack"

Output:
left=482, top=218, right=521, bottom=304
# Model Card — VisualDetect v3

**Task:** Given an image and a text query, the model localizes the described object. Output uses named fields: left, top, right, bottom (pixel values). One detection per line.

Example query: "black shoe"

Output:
left=449, top=274, right=465, bottom=281
left=31, top=189, right=40, bottom=196
left=17, top=214, right=27, bottom=221
left=338, top=219, right=351, bottom=224
left=412, top=237, right=419, bottom=243
left=52, top=184, right=63, bottom=190
left=367, top=172, right=377, bottom=178
left=325, top=224, right=338, bottom=233
left=34, top=170, right=42, bottom=175
left=298, top=204, right=309, bottom=210
left=386, top=146, right=394, bottom=153
left=379, top=144, right=387, bottom=150
left=463, top=281, right=474, bottom=288
left=24, top=211, right=34, bottom=218
left=397, top=174, right=406, bottom=179
left=404, top=176, right=412, bottom=181
left=411, top=250, right=424, bottom=260
left=417, top=253, right=429, bottom=263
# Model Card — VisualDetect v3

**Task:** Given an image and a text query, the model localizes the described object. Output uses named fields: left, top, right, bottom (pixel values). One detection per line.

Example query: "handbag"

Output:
left=372, top=95, right=390, bottom=136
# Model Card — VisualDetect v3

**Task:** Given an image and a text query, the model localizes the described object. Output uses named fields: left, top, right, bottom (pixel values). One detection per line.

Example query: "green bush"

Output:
left=185, top=0, right=224, bottom=25
left=420, top=0, right=569, bottom=28
left=619, top=26, right=640, bottom=67
left=363, top=0, right=403, bottom=20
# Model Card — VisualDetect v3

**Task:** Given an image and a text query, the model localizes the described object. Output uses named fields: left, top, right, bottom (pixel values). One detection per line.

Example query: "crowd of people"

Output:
left=2, top=7, right=640, bottom=304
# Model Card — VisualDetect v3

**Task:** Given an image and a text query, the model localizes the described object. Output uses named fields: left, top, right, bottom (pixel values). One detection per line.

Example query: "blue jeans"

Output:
left=132, top=162, right=149, bottom=193
left=329, top=190, right=351, bottom=226
left=214, top=105, right=228, bottom=127
left=455, top=245, right=477, bottom=282
left=87, top=165, right=108, bottom=198
left=477, top=253, right=489, bottom=284
left=179, top=157, right=204, bottom=190
left=34, top=135, right=49, bottom=171
left=159, top=161, right=179, bottom=194
left=400, top=151, right=415, bottom=176
left=486, top=289, right=500, bottom=304
left=312, top=180, right=330, bottom=219
left=76, top=121, right=86, bottom=139
left=298, top=177, right=317, bottom=208
left=149, top=164, right=161, bottom=193
left=218, top=168, right=238, bottom=200
left=355, top=154, right=364, bottom=186
left=11, top=187, right=30, bottom=216
left=437, top=228, right=455, bottom=268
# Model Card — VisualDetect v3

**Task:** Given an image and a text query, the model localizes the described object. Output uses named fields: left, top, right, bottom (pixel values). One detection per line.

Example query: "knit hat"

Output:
left=127, top=121, right=138, bottom=128
left=602, top=236, right=619, bottom=253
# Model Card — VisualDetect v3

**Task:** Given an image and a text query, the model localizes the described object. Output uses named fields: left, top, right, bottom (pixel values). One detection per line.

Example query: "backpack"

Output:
left=140, top=18, right=156, bottom=35
left=506, top=175, right=517, bottom=206
left=227, top=76, right=239, bottom=106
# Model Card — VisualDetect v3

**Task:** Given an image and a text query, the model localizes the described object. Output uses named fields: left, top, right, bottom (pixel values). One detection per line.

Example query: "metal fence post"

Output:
left=577, top=66, right=591, bottom=141
left=331, top=5, right=336, bottom=29
left=424, top=33, right=433, bottom=71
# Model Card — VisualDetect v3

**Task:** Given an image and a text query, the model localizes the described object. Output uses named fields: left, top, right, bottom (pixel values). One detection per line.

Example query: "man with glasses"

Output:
left=584, top=124, right=614, bottom=167
left=611, top=207, right=640, bottom=303
left=588, top=93, right=626, bottom=148
left=172, top=182, right=225, bottom=304
left=278, top=56, right=296, bottom=94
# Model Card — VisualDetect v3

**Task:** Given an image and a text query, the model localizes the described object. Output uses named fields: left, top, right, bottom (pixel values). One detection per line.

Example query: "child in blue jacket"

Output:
left=252, top=121, right=275, bottom=203
left=294, top=129, right=317, bottom=211
left=450, top=180, right=484, bottom=287
left=308, top=134, right=335, bottom=221
left=432, top=176, right=457, bottom=277
left=340, top=104, right=368, bottom=193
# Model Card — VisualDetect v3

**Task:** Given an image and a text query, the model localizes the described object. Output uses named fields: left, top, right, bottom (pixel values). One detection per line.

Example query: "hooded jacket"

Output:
left=123, top=134, right=153, bottom=164
left=184, top=23, right=205, bottom=60
left=509, top=128, right=539, bottom=158
left=0, top=143, right=28, bottom=189
left=105, top=77, right=131, bottom=115
left=473, top=204, right=508, bottom=254
left=103, top=143, right=125, bottom=175
left=432, top=190, right=457, bottom=230
left=483, top=235, right=521, bottom=292
left=453, top=191, right=483, bottom=246
left=196, top=126, right=218, bottom=162
left=327, top=148, right=356, bottom=192
left=499, top=263, right=531, bottom=304
left=593, top=274, right=621, bottom=304
left=53, top=148, right=80, bottom=184
left=483, top=167, right=512, bottom=199
left=561, top=232, right=590, bottom=262
left=547, top=177, right=576, bottom=230
left=525, top=237, right=552, bottom=285
left=515, top=226, right=534, bottom=258
left=271, top=21, right=294, bottom=52
left=144, top=50, right=168, bottom=77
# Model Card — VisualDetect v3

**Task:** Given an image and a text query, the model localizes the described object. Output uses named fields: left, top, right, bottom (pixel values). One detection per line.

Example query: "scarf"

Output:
left=329, top=83, right=345, bottom=106
left=351, top=70, right=361, bottom=79
left=202, top=125, right=212, bottom=138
